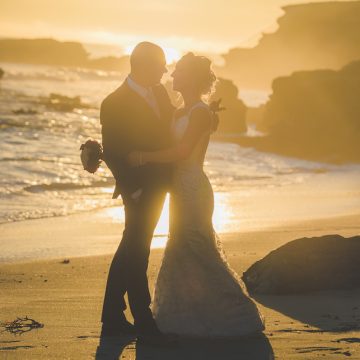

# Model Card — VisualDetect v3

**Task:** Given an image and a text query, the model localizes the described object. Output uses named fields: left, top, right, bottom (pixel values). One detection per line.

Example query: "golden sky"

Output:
left=0, top=0, right=354, bottom=54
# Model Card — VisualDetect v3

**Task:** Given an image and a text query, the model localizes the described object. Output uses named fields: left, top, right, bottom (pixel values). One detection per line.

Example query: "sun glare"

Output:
left=104, top=192, right=234, bottom=250
left=124, top=45, right=181, bottom=64
left=163, top=47, right=182, bottom=64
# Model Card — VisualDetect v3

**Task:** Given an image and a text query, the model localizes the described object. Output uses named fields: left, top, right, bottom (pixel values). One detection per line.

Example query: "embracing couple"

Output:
left=99, top=42, right=264, bottom=344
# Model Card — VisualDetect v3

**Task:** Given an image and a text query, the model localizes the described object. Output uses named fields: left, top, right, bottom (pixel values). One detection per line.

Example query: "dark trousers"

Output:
left=101, top=187, right=166, bottom=328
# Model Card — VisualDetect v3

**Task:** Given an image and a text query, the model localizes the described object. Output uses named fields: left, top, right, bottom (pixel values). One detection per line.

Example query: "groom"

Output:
left=100, top=42, right=174, bottom=342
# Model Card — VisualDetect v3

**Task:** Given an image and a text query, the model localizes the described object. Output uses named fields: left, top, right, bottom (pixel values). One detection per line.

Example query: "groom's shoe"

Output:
left=100, top=320, right=137, bottom=338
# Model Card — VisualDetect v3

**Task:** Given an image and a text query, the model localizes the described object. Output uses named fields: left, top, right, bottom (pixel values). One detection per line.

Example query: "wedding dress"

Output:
left=152, top=102, right=265, bottom=337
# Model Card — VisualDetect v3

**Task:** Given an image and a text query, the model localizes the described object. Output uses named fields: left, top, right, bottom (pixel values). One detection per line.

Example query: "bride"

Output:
left=128, top=52, right=264, bottom=338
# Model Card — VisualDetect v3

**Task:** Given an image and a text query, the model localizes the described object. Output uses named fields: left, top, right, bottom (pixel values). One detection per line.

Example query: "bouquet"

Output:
left=79, top=139, right=103, bottom=174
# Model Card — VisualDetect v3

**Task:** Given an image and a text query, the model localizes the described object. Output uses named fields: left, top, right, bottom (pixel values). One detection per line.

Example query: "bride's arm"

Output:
left=128, top=107, right=211, bottom=166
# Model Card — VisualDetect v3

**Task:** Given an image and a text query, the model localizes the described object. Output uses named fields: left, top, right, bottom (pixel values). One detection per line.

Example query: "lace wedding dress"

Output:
left=152, top=102, right=265, bottom=337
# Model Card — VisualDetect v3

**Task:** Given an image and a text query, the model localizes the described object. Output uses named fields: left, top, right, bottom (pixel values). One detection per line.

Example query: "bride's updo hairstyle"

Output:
left=176, top=52, right=216, bottom=95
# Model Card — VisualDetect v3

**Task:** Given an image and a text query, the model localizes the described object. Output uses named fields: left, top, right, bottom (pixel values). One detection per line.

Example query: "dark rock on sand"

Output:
left=242, top=235, right=360, bottom=294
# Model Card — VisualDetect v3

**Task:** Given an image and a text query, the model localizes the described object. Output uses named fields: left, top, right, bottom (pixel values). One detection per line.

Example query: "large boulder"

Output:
left=242, top=235, right=360, bottom=294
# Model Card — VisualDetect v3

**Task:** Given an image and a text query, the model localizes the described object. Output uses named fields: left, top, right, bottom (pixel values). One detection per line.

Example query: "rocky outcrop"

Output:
left=210, top=78, right=247, bottom=134
left=0, top=38, right=130, bottom=72
left=242, top=235, right=360, bottom=294
left=218, top=1, right=360, bottom=89
left=0, top=38, right=88, bottom=66
left=236, top=59, right=360, bottom=163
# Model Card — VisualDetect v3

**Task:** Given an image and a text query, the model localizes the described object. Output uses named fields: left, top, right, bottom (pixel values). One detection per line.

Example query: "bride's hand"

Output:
left=127, top=151, right=144, bottom=167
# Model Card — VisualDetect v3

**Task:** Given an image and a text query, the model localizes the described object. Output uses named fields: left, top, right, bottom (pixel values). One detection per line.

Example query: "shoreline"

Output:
left=1, top=207, right=359, bottom=264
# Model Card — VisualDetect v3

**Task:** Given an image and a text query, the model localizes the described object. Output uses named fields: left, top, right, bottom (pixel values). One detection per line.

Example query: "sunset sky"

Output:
left=0, top=0, right=354, bottom=56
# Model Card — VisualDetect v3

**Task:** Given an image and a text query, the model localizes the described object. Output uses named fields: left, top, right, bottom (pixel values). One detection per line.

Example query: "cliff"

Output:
left=219, top=1, right=360, bottom=89
left=0, top=38, right=130, bottom=72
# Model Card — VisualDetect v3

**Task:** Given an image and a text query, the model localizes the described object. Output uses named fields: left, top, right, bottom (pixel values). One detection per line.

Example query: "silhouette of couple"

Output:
left=100, top=42, right=264, bottom=345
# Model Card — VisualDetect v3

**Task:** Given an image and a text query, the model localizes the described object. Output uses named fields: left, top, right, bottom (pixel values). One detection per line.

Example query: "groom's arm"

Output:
left=100, top=97, right=142, bottom=197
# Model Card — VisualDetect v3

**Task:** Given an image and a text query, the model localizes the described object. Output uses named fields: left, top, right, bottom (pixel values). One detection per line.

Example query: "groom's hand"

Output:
left=131, top=188, right=143, bottom=203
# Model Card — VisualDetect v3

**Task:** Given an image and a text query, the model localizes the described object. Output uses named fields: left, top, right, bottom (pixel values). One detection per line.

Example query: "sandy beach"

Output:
left=0, top=212, right=359, bottom=359
left=1, top=2, right=360, bottom=358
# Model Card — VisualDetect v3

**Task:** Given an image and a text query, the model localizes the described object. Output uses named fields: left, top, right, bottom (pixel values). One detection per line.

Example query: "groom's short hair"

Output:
left=130, top=42, right=166, bottom=70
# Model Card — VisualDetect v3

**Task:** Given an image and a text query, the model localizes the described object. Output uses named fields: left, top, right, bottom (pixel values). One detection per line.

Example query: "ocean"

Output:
left=1, top=62, right=359, bottom=236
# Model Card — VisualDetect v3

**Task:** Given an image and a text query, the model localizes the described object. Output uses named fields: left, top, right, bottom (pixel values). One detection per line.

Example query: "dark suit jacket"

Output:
left=100, top=80, right=175, bottom=199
